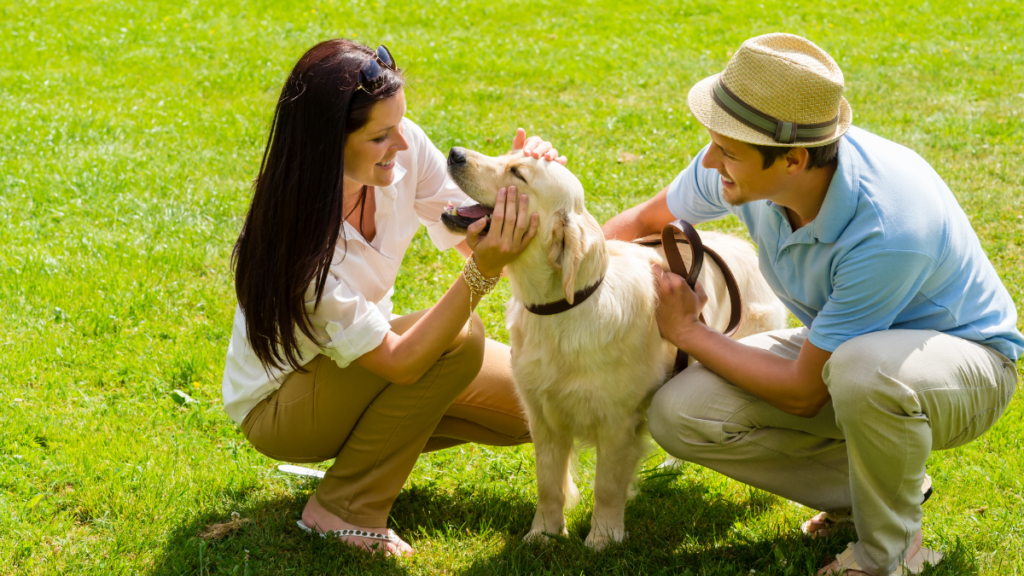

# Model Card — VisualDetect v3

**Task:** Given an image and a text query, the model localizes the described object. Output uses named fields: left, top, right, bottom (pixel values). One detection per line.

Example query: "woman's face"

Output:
left=343, top=89, right=409, bottom=190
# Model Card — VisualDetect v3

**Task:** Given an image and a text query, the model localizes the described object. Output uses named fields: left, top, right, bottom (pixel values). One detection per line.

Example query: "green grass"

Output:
left=2, top=0, right=1023, bottom=573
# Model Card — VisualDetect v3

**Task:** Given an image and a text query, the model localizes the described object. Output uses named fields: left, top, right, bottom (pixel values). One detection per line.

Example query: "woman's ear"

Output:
left=546, top=211, right=585, bottom=303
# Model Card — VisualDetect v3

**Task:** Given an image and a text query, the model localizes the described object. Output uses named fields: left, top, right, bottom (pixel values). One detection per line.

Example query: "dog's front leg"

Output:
left=525, top=416, right=574, bottom=544
left=585, top=423, right=645, bottom=550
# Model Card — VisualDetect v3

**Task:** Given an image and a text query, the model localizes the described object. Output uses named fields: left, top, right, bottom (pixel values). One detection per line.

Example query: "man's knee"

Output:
left=825, top=334, right=916, bottom=421
left=648, top=365, right=734, bottom=457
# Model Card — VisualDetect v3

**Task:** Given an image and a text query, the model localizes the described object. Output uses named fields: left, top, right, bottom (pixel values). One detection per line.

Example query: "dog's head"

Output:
left=443, top=147, right=603, bottom=303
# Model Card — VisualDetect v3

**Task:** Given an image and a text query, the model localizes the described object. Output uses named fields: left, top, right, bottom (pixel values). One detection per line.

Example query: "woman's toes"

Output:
left=380, top=534, right=415, bottom=557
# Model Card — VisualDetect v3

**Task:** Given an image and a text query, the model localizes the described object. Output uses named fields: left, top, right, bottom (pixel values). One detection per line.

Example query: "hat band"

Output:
left=711, top=78, right=839, bottom=145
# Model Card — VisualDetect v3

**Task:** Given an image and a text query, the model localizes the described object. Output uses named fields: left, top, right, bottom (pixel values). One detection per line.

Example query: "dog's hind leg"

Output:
left=585, top=419, right=646, bottom=550
left=525, top=416, right=574, bottom=544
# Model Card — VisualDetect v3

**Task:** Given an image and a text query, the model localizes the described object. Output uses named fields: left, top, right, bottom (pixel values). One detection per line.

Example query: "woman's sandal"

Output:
left=296, top=519, right=408, bottom=555
left=823, top=541, right=943, bottom=575
left=803, top=475, right=934, bottom=539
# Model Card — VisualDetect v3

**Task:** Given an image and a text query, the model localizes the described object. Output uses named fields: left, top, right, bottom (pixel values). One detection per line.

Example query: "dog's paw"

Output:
left=584, top=526, right=626, bottom=550
left=523, top=530, right=555, bottom=545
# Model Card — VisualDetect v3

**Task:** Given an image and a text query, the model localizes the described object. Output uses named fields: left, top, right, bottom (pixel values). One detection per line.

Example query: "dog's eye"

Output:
left=509, top=166, right=528, bottom=183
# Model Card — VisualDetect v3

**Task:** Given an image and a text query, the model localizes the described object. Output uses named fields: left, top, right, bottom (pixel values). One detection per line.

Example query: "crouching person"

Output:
left=604, top=34, right=1023, bottom=575
left=222, top=40, right=559, bottom=557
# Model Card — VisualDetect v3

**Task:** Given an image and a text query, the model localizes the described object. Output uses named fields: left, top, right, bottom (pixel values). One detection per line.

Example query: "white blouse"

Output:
left=221, top=118, right=471, bottom=424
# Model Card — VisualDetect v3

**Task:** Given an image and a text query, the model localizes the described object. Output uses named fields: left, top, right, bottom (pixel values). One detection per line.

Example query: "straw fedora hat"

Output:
left=687, top=33, right=852, bottom=147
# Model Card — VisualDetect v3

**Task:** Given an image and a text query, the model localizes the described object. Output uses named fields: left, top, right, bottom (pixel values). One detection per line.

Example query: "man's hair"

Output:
left=752, top=139, right=840, bottom=170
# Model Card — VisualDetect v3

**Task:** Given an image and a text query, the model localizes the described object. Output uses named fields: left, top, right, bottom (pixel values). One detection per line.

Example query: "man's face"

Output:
left=701, top=130, right=789, bottom=206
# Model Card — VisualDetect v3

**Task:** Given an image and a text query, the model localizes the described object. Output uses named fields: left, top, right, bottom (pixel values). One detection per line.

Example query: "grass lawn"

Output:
left=2, top=0, right=1023, bottom=573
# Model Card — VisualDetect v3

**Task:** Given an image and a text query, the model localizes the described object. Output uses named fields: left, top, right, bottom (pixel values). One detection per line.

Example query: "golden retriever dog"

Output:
left=441, top=147, right=787, bottom=549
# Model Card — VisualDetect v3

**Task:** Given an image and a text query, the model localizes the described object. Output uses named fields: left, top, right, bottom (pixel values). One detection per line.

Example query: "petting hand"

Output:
left=511, top=127, right=568, bottom=165
left=651, top=263, right=708, bottom=346
left=466, top=186, right=539, bottom=278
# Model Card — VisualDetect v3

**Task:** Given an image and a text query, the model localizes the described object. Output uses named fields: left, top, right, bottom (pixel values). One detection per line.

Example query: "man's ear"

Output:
left=785, top=147, right=809, bottom=174
left=546, top=211, right=585, bottom=303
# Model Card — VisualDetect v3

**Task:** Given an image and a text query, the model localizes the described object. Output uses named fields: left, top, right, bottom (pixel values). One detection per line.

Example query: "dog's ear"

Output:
left=546, top=211, right=585, bottom=304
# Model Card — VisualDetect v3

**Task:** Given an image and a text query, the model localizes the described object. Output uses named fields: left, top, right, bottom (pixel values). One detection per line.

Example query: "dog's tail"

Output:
left=564, top=450, right=581, bottom=511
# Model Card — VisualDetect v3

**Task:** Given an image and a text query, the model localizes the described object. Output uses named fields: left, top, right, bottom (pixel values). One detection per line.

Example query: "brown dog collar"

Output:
left=524, top=278, right=604, bottom=316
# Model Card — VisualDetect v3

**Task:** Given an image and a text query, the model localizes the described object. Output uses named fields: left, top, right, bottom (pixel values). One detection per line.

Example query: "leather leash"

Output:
left=633, top=220, right=743, bottom=374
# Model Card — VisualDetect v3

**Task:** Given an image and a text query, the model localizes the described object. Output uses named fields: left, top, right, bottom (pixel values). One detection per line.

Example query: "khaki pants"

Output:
left=241, top=311, right=530, bottom=527
left=648, top=328, right=1018, bottom=576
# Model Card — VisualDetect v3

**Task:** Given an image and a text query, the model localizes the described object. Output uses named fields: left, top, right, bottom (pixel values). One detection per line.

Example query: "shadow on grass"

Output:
left=148, top=484, right=412, bottom=576
left=148, top=479, right=536, bottom=576
left=455, top=473, right=980, bottom=576
left=148, top=474, right=978, bottom=576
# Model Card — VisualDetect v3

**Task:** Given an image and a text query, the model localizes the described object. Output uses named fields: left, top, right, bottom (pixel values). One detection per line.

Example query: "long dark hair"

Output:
left=232, top=39, right=404, bottom=372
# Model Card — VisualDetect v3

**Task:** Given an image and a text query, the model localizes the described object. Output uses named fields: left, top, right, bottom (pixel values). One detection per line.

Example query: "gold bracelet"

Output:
left=462, top=256, right=500, bottom=336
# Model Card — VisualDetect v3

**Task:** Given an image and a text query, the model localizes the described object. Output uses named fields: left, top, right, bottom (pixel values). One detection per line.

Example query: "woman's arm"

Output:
left=454, top=239, right=472, bottom=259
left=356, top=187, right=537, bottom=384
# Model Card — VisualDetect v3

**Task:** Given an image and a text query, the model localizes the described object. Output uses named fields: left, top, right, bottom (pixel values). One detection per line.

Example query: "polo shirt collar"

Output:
left=807, top=136, right=859, bottom=244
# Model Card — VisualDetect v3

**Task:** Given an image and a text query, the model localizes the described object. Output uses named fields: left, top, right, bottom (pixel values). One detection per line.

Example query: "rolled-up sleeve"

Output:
left=665, top=146, right=732, bottom=224
left=308, top=276, right=392, bottom=369
left=406, top=121, right=471, bottom=251
left=809, top=250, right=936, bottom=352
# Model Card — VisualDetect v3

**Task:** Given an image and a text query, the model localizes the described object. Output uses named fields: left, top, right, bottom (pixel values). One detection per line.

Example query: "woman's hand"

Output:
left=511, top=128, right=568, bottom=165
left=466, top=186, right=538, bottom=278
left=651, top=263, right=708, bottom=347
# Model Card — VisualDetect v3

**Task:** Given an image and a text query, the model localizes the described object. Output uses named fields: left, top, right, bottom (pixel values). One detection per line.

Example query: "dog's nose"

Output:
left=448, top=147, right=467, bottom=166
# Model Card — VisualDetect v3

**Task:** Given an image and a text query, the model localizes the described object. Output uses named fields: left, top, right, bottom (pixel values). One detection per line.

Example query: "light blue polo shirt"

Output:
left=666, top=126, right=1024, bottom=361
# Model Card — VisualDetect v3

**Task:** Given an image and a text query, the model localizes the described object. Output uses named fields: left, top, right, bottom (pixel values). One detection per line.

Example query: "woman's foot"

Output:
left=301, top=494, right=415, bottom=557
left=816, top=529, right=923, bottom=575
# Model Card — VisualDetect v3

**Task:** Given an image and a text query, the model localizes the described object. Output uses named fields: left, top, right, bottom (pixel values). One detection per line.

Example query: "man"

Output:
left=603, top=33, right=1023, bottom=575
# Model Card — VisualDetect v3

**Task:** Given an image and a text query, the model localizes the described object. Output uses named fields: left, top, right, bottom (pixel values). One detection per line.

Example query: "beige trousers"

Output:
left=241, top=311, right=531, bottom=527
left=648, top=328, right=1018, bottom=576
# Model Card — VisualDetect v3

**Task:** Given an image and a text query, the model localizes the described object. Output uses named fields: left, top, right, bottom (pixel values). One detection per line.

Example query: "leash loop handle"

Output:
left=661, top=220, right=704, bottom=290
left=638, top=220, right=745, bottom=374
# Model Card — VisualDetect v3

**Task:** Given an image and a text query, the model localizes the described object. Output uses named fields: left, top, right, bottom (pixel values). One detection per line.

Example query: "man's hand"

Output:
left=651, top=263, right=707, bottom=347
left=511, top=128, right=568, bottom=165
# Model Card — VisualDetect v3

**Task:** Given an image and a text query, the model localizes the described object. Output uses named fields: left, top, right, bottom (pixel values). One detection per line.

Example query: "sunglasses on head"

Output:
left=357, top=45, right=397, bottom=94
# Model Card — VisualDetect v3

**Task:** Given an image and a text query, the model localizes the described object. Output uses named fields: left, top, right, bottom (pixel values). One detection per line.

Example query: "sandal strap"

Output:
left=327, top=528, right=396, bottom=542
left=297, top=520, right=398, bottom=542
left=821, top=510, right=854, bottom=524
left=834, top=542, right=862, bottom=571
left=831, top=542, right=944, bottom=576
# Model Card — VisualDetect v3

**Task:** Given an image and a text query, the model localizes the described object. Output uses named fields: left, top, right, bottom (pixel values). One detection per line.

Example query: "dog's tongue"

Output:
left=455, top=204, right=493, bottom=219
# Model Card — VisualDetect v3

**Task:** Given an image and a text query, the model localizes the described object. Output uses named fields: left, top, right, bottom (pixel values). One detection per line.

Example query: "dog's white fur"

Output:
left=446, top=149, right=787, bottom=549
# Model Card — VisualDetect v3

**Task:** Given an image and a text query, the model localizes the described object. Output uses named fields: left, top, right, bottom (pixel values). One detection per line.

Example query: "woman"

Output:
left=222, top=39, right=564, bottom=556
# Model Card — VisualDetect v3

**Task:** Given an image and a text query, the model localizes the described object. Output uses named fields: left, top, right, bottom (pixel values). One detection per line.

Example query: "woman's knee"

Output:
left=428, top=313, right=485, bottom=394
left=443, top=312, right=485, bottom=356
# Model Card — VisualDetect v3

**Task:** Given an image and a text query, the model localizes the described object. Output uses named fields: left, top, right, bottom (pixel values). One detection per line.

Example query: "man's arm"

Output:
left=651, top=264, right=832, bottom=417
left=602, top=185, right=676, bottom=241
